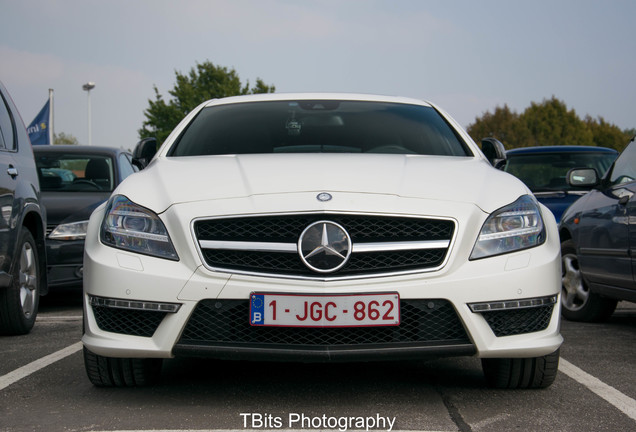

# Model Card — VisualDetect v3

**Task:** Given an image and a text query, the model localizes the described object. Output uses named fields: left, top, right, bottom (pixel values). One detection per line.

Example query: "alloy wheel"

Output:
left=561, top=253, right=588, bottom=312
left=18, top=241, right=38, bottom=318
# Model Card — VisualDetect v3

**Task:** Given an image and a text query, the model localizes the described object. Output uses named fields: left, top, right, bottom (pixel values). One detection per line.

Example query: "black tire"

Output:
left=83, top=347, right=162, bottom=387
left=481, top=349, right=560, bottom=389
left=0, top=229, right=40, bottom=335
left=561, top=239, right=617, bottom=322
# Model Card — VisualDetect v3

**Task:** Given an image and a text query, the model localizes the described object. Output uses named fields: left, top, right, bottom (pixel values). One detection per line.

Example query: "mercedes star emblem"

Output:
left=316, top=192, right=332, bottom=202
left=298, top=221, right=352, bottom=273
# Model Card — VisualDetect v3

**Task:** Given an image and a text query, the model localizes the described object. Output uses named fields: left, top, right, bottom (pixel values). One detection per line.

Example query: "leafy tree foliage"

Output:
left=584, top=116, right=631, bottom=150
left=467, top=97, right=632, bottom=151
left=466, top=104, right=531, bottom=148
left=53, top=132, right=78, bottom=145
left=523, top=98, right=594, bottom=147
left=139, top=61, right=275, bottom=144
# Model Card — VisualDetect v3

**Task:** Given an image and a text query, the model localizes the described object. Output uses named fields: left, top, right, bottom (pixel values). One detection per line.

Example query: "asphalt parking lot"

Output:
left=1, top=291, right=635, bottom=432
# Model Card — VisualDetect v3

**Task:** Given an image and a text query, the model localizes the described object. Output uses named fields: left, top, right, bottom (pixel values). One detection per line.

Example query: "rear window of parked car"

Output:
left=35, top=153, right=115, bottom=192
left=504, top=151, right=617, bottom=191
left=169, top=101, right=471, bottom=157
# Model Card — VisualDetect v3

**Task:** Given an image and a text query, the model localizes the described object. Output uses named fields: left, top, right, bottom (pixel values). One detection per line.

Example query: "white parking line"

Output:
left=0, top=341, right=82, bottom=391
left=559, top=358, right=636, bottom=421
left=2, top=343, right=636, bottom=428
left=36, top=315, right=82, bottom=323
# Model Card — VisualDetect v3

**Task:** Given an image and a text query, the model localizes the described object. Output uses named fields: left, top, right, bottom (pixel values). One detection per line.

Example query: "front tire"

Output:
left=561, top=239, right=617, bottom=322
left=0, top=229, right=40, bottom=335
left=481, top=349, right=560, bottom=389
left=83, top=347, right=163, bottom=387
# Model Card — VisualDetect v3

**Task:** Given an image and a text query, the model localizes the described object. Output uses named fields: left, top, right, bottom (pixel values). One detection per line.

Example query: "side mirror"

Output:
left=481, top=138, right=506, bottom=166
left=567, top=168, right=599, bottom=187
left=132, top=138, right=158, bottom=170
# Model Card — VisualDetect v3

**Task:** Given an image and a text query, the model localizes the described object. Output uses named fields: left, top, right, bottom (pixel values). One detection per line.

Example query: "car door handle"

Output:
left=7, top=165, right=18, bottom=178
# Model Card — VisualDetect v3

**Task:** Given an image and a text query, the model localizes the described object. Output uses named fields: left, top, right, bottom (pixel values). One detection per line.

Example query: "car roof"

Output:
left=32, top=145, right=129, bottom=156
left=506, top=145, right=618, bottom=155
left=202, top=92, right=434, bottom=108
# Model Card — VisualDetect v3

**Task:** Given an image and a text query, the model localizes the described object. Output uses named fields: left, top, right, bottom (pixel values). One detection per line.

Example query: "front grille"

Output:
left=177, top=299, right=470, bottom=347
left=480, top=305, right=554, bottom=337
left=92, top=305, right=167, bottom=337
left=194, top=214, right=455, bottom=278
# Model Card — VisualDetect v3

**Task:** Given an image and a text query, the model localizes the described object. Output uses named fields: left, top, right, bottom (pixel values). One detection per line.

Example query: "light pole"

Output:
left=82, top=82, right=95, bottom=145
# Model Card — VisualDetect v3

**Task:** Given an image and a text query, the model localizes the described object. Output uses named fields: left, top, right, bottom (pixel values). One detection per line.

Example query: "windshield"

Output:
left=35, top=153, right=115, bottom=192
left=503, top=151, right=617, bottom=192
left=609, top=141, right=636, bottom=186
left=169, top=100, right=471, bottom=157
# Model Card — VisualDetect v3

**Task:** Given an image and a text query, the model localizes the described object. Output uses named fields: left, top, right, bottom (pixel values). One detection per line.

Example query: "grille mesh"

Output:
left=202, top=248, right=447, bottom=276
left=195, top=214, right=454, bottom=243
left=177, top=299, right=470, bottom=347
left=194, top=214, right=454, bottom=277
left=481, top=305, right=554, bottom=337
left=92, top=306, right=167, bottom=337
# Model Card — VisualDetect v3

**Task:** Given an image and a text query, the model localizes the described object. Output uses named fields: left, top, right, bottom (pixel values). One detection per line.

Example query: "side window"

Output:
left=609, top=141, right=636, bottom=186
left=119, top=153, right=136, bottom=179
left=0, top=94, right=16, bottom=151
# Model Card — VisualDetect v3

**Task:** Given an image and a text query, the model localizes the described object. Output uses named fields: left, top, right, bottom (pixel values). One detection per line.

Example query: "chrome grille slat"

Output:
left=198, top=239, right=451, bottom=253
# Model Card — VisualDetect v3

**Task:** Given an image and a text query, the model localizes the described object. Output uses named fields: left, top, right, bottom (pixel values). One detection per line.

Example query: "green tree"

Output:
left=467, top=97, right=632, bottom=150
left=139, top=61, right=275, bottom=144
left=53, top=132, right=78, bottom=145
left=584, top=116, right=631, bottom=152
left=520, top=97, right=594, bottom=147
left=466, top=104, right=530, bottom=149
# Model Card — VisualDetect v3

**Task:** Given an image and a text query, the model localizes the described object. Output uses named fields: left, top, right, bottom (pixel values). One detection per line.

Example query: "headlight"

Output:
left=470, top=195, right=545, bottom=260
left=49, top=221, right=89, bottom=240
left=100, top=195, right=179, bottom=261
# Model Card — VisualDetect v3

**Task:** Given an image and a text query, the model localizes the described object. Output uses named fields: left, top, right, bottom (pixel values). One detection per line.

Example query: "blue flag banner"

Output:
left=27, top=99, right=51, bottom=145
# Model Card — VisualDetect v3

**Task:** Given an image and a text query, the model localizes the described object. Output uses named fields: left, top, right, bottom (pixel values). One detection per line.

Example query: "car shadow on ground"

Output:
left=610, top=301, right=636, bottom=323
left=158, top=355, right=488, bottom=393
left=39, top=285, right=83, bottom=311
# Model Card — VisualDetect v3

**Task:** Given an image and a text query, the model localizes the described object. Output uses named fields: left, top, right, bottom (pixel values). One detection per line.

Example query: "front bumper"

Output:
left=82, top=193, right=563, bottom=362
left=45, top=239, right=84, bottom=287
left=83, top=237, right=562, bottom=361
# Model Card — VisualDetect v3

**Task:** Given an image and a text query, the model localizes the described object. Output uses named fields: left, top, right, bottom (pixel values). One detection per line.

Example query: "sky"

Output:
left=1, top=0, right=635, bottom=149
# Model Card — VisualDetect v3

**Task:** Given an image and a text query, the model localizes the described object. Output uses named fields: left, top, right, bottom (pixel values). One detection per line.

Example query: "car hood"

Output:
left=42, top=192, right=111, bottom=226
left=116, top=154, right=529, bottom=215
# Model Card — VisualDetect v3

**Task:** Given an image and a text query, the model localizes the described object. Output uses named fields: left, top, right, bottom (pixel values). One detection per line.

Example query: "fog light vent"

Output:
left=469, top=295, right=557, bottom=337
left=89, top=295, right=180, bottom=337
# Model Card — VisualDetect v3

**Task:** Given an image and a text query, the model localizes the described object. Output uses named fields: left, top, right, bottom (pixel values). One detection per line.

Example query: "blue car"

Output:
left=500, top=146, right=618, bottom=222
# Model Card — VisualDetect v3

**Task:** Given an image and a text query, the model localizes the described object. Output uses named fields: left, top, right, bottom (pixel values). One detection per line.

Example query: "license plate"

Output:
left=249, top=293, right=400, bottom=327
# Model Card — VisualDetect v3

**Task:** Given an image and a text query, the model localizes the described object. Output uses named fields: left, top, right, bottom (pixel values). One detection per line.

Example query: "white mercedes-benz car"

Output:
left=82, top=93, right=562, bottom=388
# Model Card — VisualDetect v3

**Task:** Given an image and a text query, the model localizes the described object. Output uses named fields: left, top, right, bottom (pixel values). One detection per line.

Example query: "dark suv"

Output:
left=560, top=138, right=636, bottom=321
left=0, top=81, right=47, bottom=335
